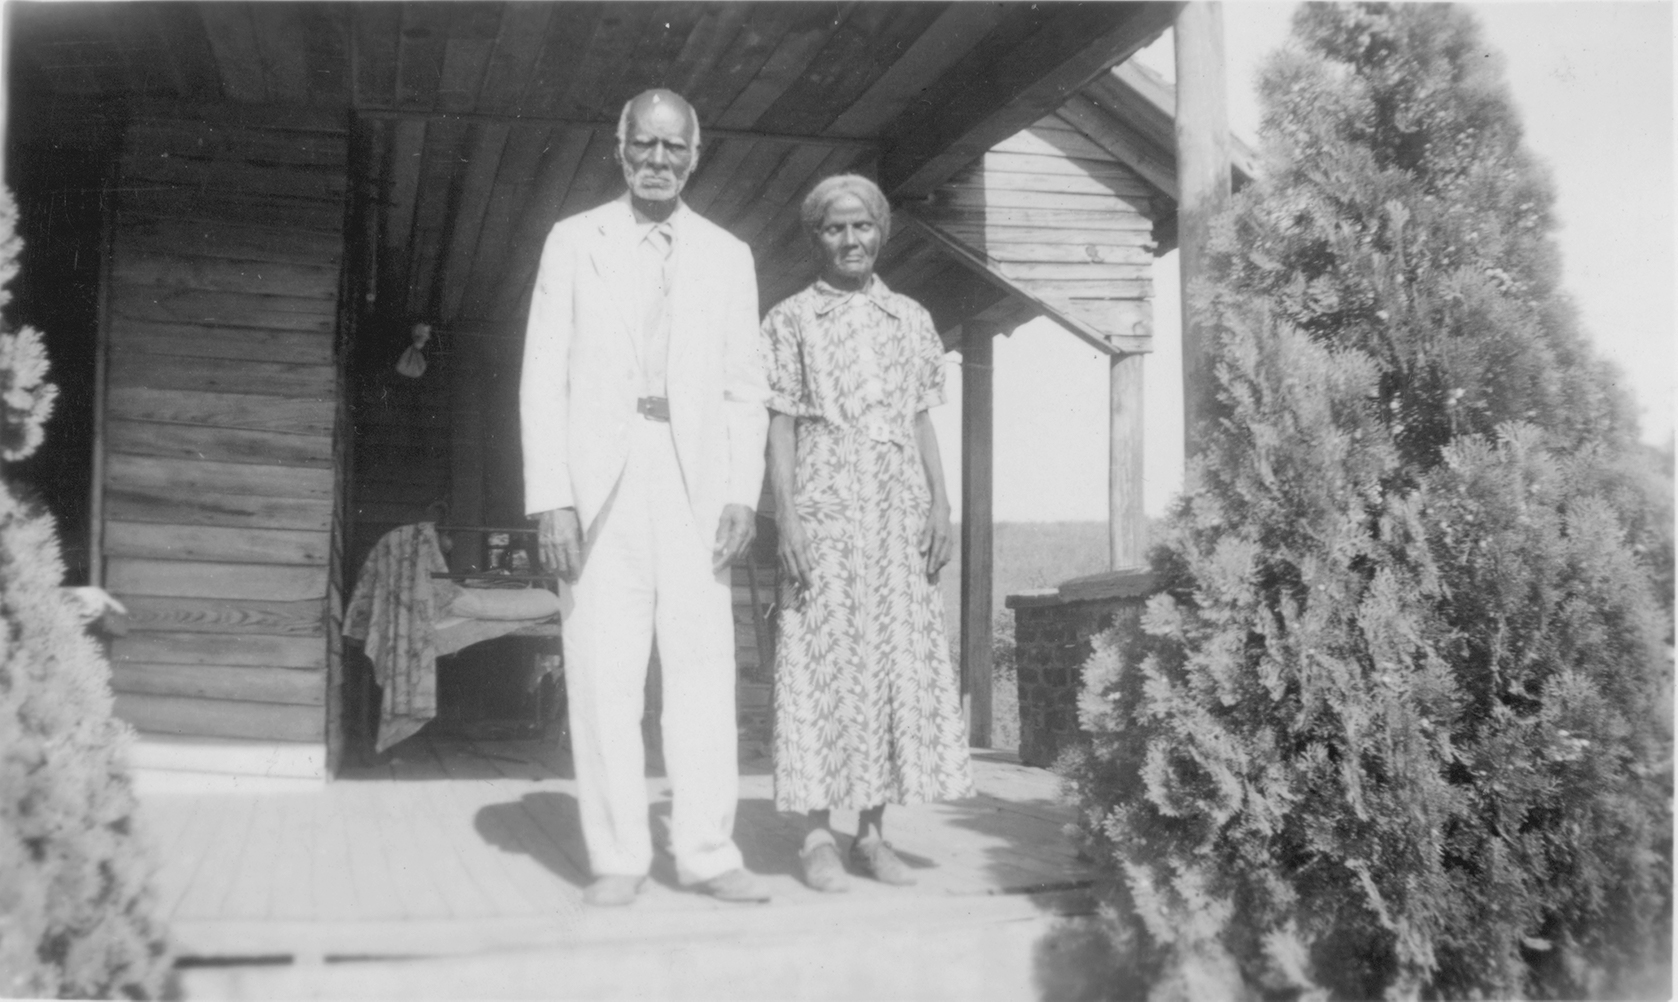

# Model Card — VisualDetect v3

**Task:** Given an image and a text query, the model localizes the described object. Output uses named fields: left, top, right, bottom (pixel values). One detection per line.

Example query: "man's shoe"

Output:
left=583, top=875, right=646, bottom=907
left=850, top=836, right=916, bottom=886
left=695, top=868, right=772, bottom=903
left=799, top=834, right=850, bottom=893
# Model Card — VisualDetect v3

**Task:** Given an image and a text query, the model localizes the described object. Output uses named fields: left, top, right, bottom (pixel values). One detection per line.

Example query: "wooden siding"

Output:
left=102, top=105, right=347, bottom=747
left=908, top=116, right=1160, bottom=354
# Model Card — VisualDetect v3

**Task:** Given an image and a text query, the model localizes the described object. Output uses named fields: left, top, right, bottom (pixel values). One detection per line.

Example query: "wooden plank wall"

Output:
left=102, top=104, right=348, bottom=749
left=918, top=116, right=1157, bottom=341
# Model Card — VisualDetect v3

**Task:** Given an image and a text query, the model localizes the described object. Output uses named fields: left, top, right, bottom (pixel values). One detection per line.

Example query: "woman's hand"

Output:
left=777, top=511, right=816, bottom=591
left=919, top=500, right=953, bottom=582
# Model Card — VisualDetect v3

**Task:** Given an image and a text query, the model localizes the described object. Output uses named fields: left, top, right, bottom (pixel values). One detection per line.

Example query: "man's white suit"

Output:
left=520, top=193, right=769, bottom=884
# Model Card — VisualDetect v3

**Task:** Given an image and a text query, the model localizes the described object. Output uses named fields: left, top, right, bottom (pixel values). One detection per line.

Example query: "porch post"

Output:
left=959, top=322, right=997, bottom=749
left=1175, top=1, right=1232, bottom=458
left=1109, top=350, right=1146, bottom=569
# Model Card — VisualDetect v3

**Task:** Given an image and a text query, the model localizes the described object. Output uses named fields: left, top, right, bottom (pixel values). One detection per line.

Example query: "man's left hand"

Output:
left=713, top=504, right=757, bottom=574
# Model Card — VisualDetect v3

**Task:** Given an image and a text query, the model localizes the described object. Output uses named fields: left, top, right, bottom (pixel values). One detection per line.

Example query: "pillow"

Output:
left=445, top=586, right=563, bottom=621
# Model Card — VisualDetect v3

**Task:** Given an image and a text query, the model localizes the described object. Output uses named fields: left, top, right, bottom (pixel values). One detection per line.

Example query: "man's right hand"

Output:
left=537, top=507, right=584, bottom=583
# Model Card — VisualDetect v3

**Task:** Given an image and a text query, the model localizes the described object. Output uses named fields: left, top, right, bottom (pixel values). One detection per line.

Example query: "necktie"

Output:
left=641, top=223, right=673, bottom=397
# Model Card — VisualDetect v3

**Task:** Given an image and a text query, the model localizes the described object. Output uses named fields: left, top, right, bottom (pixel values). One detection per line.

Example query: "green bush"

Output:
left=1061, top=6, right=1672, bottom=999
left=0, top=188, right=173, bottom=997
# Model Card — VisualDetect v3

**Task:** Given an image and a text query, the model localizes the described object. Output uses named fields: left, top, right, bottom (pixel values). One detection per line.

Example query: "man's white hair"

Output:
left=615, top=90, right=702, bottom=151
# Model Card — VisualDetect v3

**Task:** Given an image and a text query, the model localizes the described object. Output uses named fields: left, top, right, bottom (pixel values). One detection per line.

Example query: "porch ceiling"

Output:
left=8, top=0, right=1180, bottom=341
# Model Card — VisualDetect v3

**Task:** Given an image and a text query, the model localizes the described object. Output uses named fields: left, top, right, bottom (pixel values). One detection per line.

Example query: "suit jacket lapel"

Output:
left=590, top=205, right=643, bottom=360
left=666, top=212, right=699, bottom=377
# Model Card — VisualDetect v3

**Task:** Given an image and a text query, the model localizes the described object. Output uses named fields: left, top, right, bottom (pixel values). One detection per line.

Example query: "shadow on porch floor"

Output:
left=139, top=738, right=1119, bottom=999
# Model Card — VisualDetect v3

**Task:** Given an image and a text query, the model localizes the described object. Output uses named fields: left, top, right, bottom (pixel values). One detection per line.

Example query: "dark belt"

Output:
left=637, top=396, right=670, bottom=422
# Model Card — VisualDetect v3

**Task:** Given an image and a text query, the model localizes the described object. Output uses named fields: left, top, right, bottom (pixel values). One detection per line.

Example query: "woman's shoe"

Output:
left=849, top=836, right=916, bottom=886
left=800, top=835, right=851, bottom=893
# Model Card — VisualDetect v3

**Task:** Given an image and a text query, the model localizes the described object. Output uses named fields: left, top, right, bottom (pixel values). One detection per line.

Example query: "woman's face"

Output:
left=815, top=193, right=881, bottom=291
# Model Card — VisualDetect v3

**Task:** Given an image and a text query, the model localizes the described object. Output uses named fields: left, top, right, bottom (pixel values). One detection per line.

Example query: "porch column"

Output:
left=959, top=322, right=998, bottom=748
left=1175, top=1, right=1231, bottom=458
left=1110, top=350, right=1145, bottom=569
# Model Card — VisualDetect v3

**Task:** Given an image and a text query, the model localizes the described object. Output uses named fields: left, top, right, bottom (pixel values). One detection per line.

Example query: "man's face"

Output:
left=619, top=99, right=697, bottom=204
left=815, top=193, right=881, bottom=289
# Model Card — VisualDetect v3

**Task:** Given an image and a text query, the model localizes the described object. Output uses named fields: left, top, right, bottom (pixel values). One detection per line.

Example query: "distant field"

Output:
left=938, top=521, right=1117, bottom=627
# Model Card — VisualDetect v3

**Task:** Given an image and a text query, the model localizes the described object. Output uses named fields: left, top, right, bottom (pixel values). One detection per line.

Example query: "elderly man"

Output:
left=520, top=89, right=770, bottom=906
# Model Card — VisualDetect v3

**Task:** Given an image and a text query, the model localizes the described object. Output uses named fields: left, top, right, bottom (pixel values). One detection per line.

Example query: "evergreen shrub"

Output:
left=1061, top=6, right=1672, bottom=999
left=0, top=188, right=173, bottom=997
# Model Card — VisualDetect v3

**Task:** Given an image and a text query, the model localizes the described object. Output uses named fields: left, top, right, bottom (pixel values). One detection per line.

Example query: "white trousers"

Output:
left=562, top=418, right=743, bottom=884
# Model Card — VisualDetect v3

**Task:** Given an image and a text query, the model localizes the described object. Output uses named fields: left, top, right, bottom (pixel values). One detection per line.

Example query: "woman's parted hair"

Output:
left=800, top=174, right=891, bottom=244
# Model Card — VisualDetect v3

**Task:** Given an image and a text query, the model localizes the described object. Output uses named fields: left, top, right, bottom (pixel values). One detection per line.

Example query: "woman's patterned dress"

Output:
left=762, top=276, right=975, bottom=813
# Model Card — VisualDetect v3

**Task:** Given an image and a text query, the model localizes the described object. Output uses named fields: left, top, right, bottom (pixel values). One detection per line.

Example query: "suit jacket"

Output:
left=520, top=193, right=769, bottom=536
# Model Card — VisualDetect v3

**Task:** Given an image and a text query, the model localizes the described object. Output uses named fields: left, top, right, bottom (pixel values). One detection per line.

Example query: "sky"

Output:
left=929, top=1, right=1675, bottom=525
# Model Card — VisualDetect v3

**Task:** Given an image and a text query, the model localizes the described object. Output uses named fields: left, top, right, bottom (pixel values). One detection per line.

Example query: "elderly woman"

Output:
left=761, top=174, right=974, bottom=893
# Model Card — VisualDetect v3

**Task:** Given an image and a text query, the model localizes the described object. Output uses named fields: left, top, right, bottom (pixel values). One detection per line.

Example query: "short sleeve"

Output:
left=913, top=305, right=946, bottom=411
left=761, top=304, right=816, bottom=418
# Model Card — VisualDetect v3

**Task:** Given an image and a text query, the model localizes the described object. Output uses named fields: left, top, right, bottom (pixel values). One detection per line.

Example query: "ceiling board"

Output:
left=436, top=3, right=504, bottom=113
left=197, top=3, right=267, bottom=103
left=512, top=2, right=603, bottom=118
left=751, top=2, right=946, bottom=137
left=714, top=4, right=841, bottom=130
left=395, top=2, right=449, bottom=110
left=472, top=3, right=552, bottom=112
left=349, top=4, right=401, bottom=108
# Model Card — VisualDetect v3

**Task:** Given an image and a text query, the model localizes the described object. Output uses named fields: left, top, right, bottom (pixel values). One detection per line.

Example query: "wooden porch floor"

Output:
left=138, top=738, right=1106, bottom=1000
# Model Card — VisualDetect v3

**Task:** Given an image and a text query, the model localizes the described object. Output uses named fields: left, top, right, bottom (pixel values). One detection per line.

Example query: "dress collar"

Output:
left=811, top=275, right=900, bottom=318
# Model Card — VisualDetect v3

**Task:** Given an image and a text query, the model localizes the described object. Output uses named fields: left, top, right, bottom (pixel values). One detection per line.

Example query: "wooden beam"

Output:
left=898, top=209, right=1138, bottom=357
left=959, top=323, right=999, bottom=749
left=1110, top=351, right=1147, bottom=570
left=1175, top=2, right=1232, bottom=458
left=879, top=2, right=1179, bottom=199
left=355, top=107, right=878, bottom=152
left=1054, top=99, right=1178, bottom=200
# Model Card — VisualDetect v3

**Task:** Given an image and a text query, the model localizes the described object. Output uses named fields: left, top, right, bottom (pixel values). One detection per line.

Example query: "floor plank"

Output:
left=137, top=743, right=1087, bottom=967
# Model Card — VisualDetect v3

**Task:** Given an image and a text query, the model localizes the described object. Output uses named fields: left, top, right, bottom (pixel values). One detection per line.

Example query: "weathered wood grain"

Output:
left=116, top=185, right=346, bottom=233
left=105, top=484, right=333, bottom=533
left=115, top=692, right=324, bottom=742
left=248, top=3, right=313, bottom=104
left=916, top=206, right=1158, bottom=230
left=123, top=124, right=348, bottom=169
left=950, top=168, right=1151, bottom=200
left=120, top=153, right=347, bottom=201
left=993, top=261, right=1151, bottom=283
left=926, top=186, right=1156, bottom=216
left=128, top=98, right=348, bottom=136
left=752, top=3, right=946, bottom=137
left=106, top=454, right=334, bottom=501
left=120, top=594, right=326, bottom=637
left=110, top=285, right=337, bottom=332
left=713, top=5, right=840, bottom=130
left=112, top=253, right=339, bottom=300
left=195, top=2, right=266, bottom=102
left=824, top=3, right=1008, bottom=137
left=106, top=419, right=331, bottom=469
left=109, top=320, right=334, bottom=365
left=107, top=386, right=334, bottom=436
left=116, top=214, right=341, bottom=265
left=990, top=123, right=1117, bottom=162
left=106, top=557, right=327, bottom=601
left=473, top=3, right=552, bottom=111
left=104, top=520, right=329, bottom=566
left=349, top=2, right=400, bottom=107
left=113, top=631, right=326, bottom=670
left=108, top=352, right=335, bottom=400
left=926, top=224, right=1158, bottom=249
left=394, top=2, right=448, bottom=110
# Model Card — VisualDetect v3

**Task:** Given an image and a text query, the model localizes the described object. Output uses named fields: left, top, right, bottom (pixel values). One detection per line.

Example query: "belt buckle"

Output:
left=637, top=396, right=670, bottom=422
